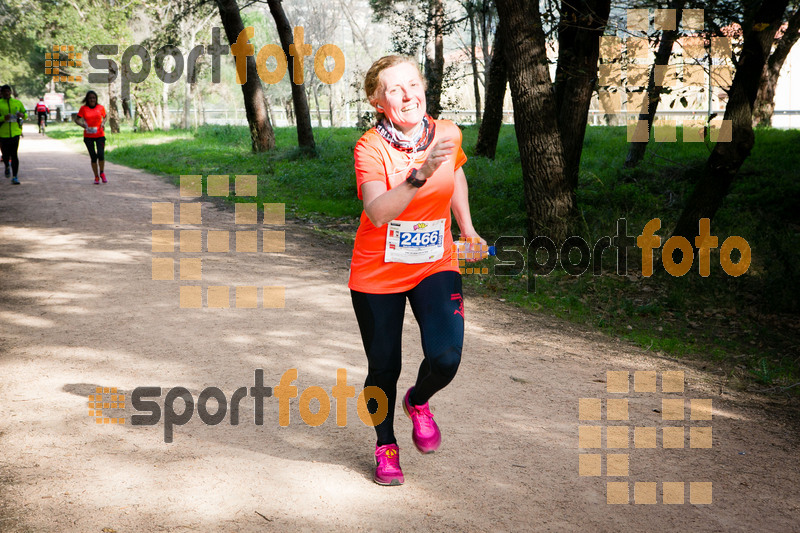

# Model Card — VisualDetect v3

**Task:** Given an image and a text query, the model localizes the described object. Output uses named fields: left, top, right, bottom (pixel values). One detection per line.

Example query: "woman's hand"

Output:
left=459, top=231, right=488, bottom=262
left=418, top=138, right=455, bottom=181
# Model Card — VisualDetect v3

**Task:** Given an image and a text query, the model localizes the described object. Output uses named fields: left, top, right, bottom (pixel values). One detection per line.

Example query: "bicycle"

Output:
left=38, top=113, right=46, bottom=135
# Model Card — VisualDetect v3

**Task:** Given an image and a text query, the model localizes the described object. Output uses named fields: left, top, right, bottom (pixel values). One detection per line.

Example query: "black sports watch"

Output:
left=406, top=168, right=427, bottom=188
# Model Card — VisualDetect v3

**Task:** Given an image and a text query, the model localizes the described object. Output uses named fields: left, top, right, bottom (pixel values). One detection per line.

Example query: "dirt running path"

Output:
left=1, top=126, right=798, bottom=532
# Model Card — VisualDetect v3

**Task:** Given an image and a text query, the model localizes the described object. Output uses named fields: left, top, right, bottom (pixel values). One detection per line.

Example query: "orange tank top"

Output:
left=348, top=119, right=467, bottom=294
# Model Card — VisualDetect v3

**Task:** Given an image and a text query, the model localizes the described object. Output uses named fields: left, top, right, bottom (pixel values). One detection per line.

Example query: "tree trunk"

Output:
left=183, top=83, right=193, bottom=129
left=267, top=0, right=316, bottom=152
left=469, top=7, right=482, bottom=125
left=161, top=82, right=171, bottom=131
left=154, top=98, right=163, bottom=130
left=425, top=0, right=445, bottom=119
left=673, top=0, right=790, bottom=241
left=598, top=91, right=623, bottom=125
left=753, top=65, right=780, bottom=128
left=312, top=83, right=323, bottom=128
left=328, top=82, right=336, bottom=127
left=121, top=97, right=132, bottom=119
left=554, top=0, right=611, bottom=190
left=107, top=60, right=121, bottom=133
left=183, top=32, right=196, bottom=130
left=265, top=95, right=275, bottom=128
left=136, top=99, right=154, bottom=132
left=285, top=99, right=294, bottom=125
left=475, top=29, right=506, bottom=159
left=215, top=0, right=276, bottom=151
left=495, top=0, right=572, bottom=240
left=753, top=7, right=800, bottom=127
left=480, top=3, right=491, bottom=84
left=151, top=103, right=160, bottom=130
left=625, top=0, right=684, bottom=167
left=351, top=28, right=363, bottom=123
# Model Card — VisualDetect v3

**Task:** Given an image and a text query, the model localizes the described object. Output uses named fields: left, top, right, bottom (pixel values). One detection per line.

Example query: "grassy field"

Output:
left=47, top=122, right=800, bottom=390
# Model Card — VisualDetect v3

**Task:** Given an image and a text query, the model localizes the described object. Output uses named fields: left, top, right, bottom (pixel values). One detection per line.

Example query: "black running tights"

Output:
left=0, top=136, right=20, bottom=176
left=350, top=271, right=464, bottom=446
left=83, top=136, right=105, bottom=163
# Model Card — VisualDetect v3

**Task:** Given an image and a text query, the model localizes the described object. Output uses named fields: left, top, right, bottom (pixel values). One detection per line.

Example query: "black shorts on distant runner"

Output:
left=83, top=136, right=105, bottom=162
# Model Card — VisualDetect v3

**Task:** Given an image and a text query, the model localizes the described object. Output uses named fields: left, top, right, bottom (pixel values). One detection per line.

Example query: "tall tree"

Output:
left=0, top=2, right=36, bottom=94
left=425, top=0, right=446, bottom=118
left=178, top=5, right=217, bottom=129
left=495, top=0, right=573, bottom=240
left=105, top=4, right=135, bottom=132
left=281, top=0, right=341, bottom=129
left=369, top=0, right=457, bottom=119
left=2, top=0, right=132, bottom=116
left=466, top=1, right=482, bottom=124
left=753, top=5, right=800, bottom=127
left=554, top=0, right=612, bottom=190
left=474, top=29, right=506, bottom=159
left=494, top=0, right=610, bottom=239
left=673, top=0, right=790, bottom=240
left=625, top=0, right=686, bottom=168
left=266, top=0, right=316, bottom=152
left=215, top=0, right=276, bottom=151
left=459, top=0, right=494, bottom=125
left=108, top=61, right=121, bottom=133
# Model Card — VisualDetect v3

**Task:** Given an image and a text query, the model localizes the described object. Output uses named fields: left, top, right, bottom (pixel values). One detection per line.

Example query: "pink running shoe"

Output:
left=94, top=176, right=100, bottom=184
left=374, top=443, right=404, bottom=486
left=100, top=172, right=107, bottom=183
left=403, top=388, right=442, bottom=454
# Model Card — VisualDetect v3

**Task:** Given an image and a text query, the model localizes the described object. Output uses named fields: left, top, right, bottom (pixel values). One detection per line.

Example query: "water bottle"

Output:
left=453, top=239, right=496, bottom=261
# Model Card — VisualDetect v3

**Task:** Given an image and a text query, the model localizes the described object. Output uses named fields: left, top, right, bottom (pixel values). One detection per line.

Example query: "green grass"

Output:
left=45, top=121, right=800, bottom=390
left=48, top=122, right=364, bottom=217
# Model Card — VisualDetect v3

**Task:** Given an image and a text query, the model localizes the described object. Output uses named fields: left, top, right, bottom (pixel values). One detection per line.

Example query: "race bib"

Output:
left=86, top=127, right=98, bottom=134
left=385, top=219, right=446, bottom=264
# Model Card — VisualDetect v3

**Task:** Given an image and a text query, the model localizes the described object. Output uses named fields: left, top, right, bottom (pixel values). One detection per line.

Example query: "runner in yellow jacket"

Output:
left=1, top=85, right=27, bottom=184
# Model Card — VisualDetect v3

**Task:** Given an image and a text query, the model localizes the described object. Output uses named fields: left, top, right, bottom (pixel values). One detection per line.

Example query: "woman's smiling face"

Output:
left=375, top=62, right=427, bottom=134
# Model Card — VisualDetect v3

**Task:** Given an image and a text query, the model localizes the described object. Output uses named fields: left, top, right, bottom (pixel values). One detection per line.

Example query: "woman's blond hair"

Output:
left=364, top=55, right=426, bottom=121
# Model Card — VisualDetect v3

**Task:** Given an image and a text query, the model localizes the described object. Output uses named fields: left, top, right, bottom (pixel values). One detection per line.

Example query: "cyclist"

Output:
left=35, top=98, right=49, bottom=134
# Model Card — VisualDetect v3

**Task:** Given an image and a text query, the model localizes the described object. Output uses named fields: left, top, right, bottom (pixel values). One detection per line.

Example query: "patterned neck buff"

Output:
left=376, top=114, right=436, bottom=154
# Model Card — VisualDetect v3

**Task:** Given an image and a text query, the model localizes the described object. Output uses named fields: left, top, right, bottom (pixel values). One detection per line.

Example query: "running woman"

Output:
left=0, top=85, right=27, bottom=184
left=349, top=55, right=486, bottom=486
left=35, top=97, right=49, bottom=134
left=73, top=91, right=107, bottom=184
